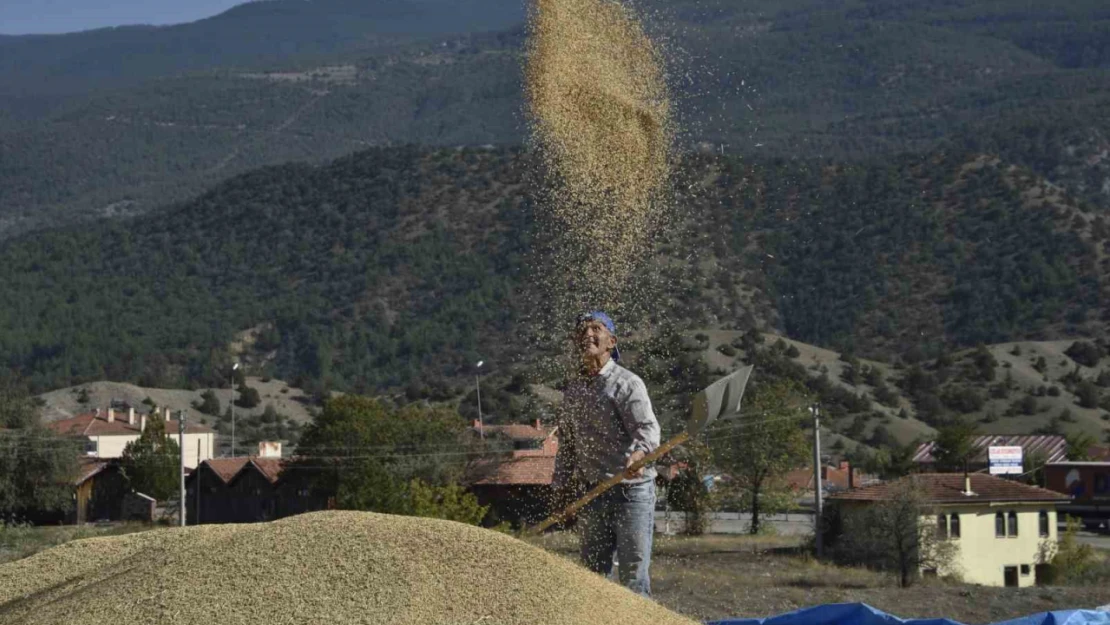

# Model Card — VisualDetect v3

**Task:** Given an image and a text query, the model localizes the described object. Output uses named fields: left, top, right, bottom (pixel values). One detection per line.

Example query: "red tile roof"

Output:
left=830, top=473, right=1070, bottom=504
left=914, top=435, right=1067, bottom=465
left=196, top=457, right=286, bottom=485
left=469, top=456, right=556, bottom=486
left=48, top=412, right=214, bottom=437
left=201, top=458, right=251, bottom=484
left=471, top=421, right=552, bottom=441
left=76, top=458, right=110, bottom=485
left=248, top=458, right=285, bottom=484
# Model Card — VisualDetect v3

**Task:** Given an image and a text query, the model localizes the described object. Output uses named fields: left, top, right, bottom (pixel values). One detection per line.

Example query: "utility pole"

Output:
left=196, top=439, right=202, bottom=525
left=230, top=362, right=240, bottom=457
left=178, top=410, right=187, bottom=527
left=475, top=361, right=485, bottom=439
left=811, top=403, right=823, bottom=558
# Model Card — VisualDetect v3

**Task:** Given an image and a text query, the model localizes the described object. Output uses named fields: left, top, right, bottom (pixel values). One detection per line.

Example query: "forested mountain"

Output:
left=0, top=0, right=526, bottom=98
left=2, top=0, right=1110, bottom=234
left=0, top=145, right=1105, bottom=397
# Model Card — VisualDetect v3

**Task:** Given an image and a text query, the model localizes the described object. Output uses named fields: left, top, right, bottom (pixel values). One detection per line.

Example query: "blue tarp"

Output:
left=709, top=603, right=1110, bottom=625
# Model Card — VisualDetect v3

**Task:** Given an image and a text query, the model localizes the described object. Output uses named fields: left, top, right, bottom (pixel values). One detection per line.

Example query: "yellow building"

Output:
left=831, top=473, right=1069, bottom=587
left=48, top=406, right=216, bottom=469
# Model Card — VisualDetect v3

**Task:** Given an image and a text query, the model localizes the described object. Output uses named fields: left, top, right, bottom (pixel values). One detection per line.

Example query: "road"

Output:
left=655, top=511, right=814, bottom=536
left=1075, top=531, right=1110, bottom=551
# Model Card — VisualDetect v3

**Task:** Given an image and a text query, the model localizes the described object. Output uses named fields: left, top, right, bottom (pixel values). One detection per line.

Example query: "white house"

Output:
left=48, top=406, right=216, bottom=469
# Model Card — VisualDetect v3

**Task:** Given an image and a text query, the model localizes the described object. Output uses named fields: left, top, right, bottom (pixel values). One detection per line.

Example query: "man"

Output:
left=554, top=311, right=661, bottom=596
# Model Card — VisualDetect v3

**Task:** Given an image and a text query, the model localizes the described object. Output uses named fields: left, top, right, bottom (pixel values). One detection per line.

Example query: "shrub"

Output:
left=1076, top=381, right=1101, bottom=409
left=1037, top=517, right=1098, bottom=585
left=407, top=480, right=488, bottom=526
left=235, top=385, right=262, bottom=409
left=192, top=389, right=222, bottom=416
left=717, top=344, right=738, bottom=357
left=1065, top=341, right=1103, bottom=368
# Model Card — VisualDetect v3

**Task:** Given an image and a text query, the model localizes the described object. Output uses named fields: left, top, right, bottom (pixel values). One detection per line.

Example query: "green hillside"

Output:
left=0, top=145, right=1105, bottom=423
left=3, top=0, right=1110, bottom=234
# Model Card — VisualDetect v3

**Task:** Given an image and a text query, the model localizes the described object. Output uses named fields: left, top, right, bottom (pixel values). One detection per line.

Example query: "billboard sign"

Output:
left=988, top=446, right=1023, bottom=475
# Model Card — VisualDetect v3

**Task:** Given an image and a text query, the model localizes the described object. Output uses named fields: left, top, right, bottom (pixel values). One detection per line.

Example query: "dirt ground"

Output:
left=531, top=533, right=1110, bottom=624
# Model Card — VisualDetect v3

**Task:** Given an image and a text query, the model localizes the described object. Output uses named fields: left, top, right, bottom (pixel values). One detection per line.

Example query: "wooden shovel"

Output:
left=524, top=365, right=753, bottom=536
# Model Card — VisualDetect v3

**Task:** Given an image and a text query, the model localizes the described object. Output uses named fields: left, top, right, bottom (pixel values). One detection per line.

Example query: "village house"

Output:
left=466, top=420, right=559, bottom=527
left=784, top=461, right=878, bottom=494
left=48, top=406, right=216, bottom=469
left=72, top=458, right=155, bottom=524
left=830, top=473, right=1069, bottom=587
left=186, top=443, right=294, bottom=524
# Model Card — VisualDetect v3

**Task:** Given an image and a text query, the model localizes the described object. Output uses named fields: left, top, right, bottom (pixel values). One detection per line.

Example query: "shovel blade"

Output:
left=690, top=365, right=753, bottom=436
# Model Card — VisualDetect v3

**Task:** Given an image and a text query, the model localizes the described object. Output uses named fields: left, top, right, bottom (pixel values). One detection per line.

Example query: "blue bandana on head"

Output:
left=576, top=311, right=621, bottom=361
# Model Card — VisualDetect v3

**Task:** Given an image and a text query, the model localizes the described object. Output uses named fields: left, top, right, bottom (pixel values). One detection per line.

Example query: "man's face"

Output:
left=575, top=319, right=616, bottom=361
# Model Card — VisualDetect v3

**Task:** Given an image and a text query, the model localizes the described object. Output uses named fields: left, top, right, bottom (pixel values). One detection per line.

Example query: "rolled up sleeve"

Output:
left=619, top=378, right=660, bottom=455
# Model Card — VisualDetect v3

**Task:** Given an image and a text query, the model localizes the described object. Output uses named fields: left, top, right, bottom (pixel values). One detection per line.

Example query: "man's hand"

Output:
left=624, top=450, right=646, bottom=478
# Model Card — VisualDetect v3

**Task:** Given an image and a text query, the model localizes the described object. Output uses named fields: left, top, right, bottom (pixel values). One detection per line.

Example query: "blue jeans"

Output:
left=578, top=480, right=656, bottom=596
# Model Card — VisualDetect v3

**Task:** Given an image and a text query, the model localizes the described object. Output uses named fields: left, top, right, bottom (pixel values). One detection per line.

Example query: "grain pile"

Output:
left=525, top=0, right=673, bottom=318
left=0, top=511, right=698, bottom=625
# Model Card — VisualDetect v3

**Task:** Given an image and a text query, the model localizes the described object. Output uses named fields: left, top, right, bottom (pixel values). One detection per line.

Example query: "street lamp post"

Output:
left=475, top=361, right=484, bottom=439
left=230, top=363, right=240, bottom=458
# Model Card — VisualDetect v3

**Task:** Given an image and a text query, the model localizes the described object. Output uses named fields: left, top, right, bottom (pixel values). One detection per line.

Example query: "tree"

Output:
left=972, top=345, right=997, bottom=382
left=0, top=375, right=37, bottom=430
left=193, top=389, right=222, bottom=417
left=857, top=441, right=917, bottom=479
left=1075, top=380, right=1101, bottom=409
left=709, top=381, right=809, bottom=535
left=1065, top=341, right=1103, bottom=368
left=0, top=377, right=81, bottom=519
left=284, top=396, right=479, bottom=517
left=235, top=384, right=261, bottom=409
left=407, top=479, right=488, bottom=525
left=1037, top=517, right=1097, bottom=584
left=827, top=478, right=957, bottom=587
left=1065, top=431, right=1098, bottom=461
left=119, top=413, right=181, bottom=501
left=931, top=420, right=979, bottom=472
left=1023, top=449, right=1049, bottom=487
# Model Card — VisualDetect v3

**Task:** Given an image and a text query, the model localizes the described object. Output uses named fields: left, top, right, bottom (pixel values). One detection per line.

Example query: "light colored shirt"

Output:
left=555, top=359, right=661, bottom=487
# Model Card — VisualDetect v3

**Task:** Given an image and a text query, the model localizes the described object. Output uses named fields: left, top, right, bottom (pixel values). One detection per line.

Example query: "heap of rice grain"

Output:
left=0, top=511, right=697, bottom=625
left=526, top=0, right=673, bottom=313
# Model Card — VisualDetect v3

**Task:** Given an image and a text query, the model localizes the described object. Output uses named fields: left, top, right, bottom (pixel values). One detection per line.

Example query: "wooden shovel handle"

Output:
left=524, top=431, right=690, bottom=536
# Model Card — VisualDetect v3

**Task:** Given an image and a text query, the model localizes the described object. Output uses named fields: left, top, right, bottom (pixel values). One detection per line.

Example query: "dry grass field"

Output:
left=531, top=532, right=1110, bottom=624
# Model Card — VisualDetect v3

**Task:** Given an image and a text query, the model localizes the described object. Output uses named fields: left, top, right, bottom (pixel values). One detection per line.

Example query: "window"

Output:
left=84, top=438, right=98, bottom=456
left=1008, top=511, right=1018, bottom=537
left=1021, top=564, right=1031, bottom=576
left=950, top=514, right=961, bottom=539
left=996, top=512, right=1006, bottom=537
left=937, top=514, right=948, bottom=539
left=1096, top=474, right=1108, bottom=494
left=1039, top=511, right=1049, bottom=537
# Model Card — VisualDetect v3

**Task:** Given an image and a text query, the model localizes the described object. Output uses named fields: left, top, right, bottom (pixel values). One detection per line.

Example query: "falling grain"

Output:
left=526, top=0, right=674, bottom=318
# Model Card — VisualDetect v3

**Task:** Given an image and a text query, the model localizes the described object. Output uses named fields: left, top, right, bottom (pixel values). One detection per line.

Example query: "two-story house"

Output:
left=48, top=406, right=216, bottom=469
left=831, top=473, right=1070, bottom=587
